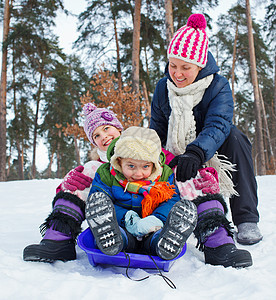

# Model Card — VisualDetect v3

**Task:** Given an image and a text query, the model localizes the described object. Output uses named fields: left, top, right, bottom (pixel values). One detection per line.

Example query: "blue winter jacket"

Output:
left=88, top=139, right=181, bottom=227
left=150, top=51, right=234, bottom=162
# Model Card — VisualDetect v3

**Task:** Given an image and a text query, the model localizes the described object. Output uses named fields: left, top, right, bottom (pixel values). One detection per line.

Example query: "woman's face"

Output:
left=168, top=57, right=202, bottom=88
left=92, top=125, right=121, bottom=151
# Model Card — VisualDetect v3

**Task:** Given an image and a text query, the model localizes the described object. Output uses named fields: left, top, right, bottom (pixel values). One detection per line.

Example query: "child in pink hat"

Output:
left=58, top=103, right=123, bottom=201
left=23, top=103, right=123, bottom=263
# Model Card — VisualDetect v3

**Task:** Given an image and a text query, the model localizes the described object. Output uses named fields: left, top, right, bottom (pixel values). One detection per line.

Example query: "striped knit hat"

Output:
left=83, top=103, right=123, bottom=146
left=167, top=14, right=208, bottom=68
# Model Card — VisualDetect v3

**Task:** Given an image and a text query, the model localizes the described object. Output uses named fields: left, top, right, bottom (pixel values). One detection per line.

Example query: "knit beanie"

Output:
left=110, top=126, right=163, bottom=181
left=83, top=103, right=123, bottom=146
left=167, top=13, right=208, bottom=68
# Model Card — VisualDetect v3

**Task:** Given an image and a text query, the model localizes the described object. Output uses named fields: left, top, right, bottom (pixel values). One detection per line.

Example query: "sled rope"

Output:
left=123, top=251, right=176, bottom=289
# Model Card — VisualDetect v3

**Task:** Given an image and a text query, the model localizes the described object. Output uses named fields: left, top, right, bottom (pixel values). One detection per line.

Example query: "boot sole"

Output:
left=23, top=240, right=76, bottom=263
left=204, top=244, right=253, bottom=268
left=86, top=192, right=123, bottom=256
left=156, top=199, right=197, bottom=260
left=237, top=236, right=263, bottom=245
left=23, top=254, right=55, bottom=263
left=206, top=255, right=253, bottom=268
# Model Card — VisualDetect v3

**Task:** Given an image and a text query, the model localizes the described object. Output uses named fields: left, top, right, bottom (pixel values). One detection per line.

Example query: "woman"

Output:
left=150, top=14, right=262, bottom=254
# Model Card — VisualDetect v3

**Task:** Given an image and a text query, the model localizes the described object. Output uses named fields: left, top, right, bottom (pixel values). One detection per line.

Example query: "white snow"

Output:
left=0, top=176, right=275, bottom=300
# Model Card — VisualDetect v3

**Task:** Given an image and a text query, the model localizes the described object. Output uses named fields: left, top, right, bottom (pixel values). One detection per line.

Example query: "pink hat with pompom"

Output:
left=83, top=103, right=123, bottom=145
left=167, top=14, right=208, bottom=68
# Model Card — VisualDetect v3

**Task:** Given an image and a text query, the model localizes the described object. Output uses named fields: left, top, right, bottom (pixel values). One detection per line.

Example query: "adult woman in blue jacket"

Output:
left=150, top=14, right=262, bottom=246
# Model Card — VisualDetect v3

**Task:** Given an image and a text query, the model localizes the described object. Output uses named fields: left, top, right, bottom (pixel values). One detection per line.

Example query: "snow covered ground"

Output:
left=0, top=176, right=275, bottom=300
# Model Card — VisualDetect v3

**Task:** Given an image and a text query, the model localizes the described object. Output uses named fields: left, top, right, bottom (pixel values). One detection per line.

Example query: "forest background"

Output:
left=0, top=0, right=275, bottom=181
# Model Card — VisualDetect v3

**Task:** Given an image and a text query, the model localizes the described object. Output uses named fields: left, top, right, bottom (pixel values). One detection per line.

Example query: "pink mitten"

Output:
left=193, top=167, right=220, bottom=195
left=61, top=166, right=93, bottom=192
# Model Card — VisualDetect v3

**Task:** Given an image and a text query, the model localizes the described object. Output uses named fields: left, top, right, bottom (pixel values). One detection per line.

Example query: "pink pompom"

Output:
left=82, top=103, right=97, bottom=116
left=187, top=14, right=206, bottom=30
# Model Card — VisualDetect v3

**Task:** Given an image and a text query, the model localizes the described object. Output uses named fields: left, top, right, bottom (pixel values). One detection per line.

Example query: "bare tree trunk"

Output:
left=213, top=36, right=220, bottom=66
left=141, top=80, right=150, bottom=126
left=131, top=0, right=142, bottom=93
left=111, top=2, right=123, bottom=95
left=72, top=106, right=80, bottom=166
left=143, top=47, right=149, bottom=77
left=32, top=71, right=44, bottom=178
left=20, top=143, right=24, bottom=179
left=68, top=66, right=80, bottom=166
left=15, top=140, right=24, bottom=179
left=273, top=54, right=276, bottom=156
left=47, top=151, right=54, bottom=178
left=0, top=0, right=10, bottom=181
left=164, top=0, right=174, bottom=46
left=11, top=44, right=24, bottom=180
left=274, top=55, right=276, bottom=118
left=259, top=88, right=275, bottom=173
left=245, top=0, right=266, bottom=175
left=56, top=129, right=61, bottom=178
left=6, top=145, right=11, bottom=178
left=73, top=136, right=80, bottom=165
left=231, top=21, right=238, bottom=124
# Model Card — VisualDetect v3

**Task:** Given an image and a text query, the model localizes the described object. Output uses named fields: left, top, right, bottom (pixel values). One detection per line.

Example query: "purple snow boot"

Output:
left=23, top=192, right=85, bottom=263
left=193, top=194, right=252, bottom=268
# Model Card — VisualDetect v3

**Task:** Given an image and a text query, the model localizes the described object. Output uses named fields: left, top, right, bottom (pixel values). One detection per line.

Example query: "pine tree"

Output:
left=2, top=0, right=66, bottom=179
left=245, top=0, right=265, bottom=175
left=41, top=57, right=89, bottom=178
left=0, top=0, right=10, bottom=181
left=211, top=3, right=274, bottom=174
left=263, top=0, right=276, bottom=173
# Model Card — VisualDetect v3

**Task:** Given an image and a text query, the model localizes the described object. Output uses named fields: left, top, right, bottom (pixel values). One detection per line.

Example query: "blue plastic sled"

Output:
left=77, top=228, right=187, bottom=272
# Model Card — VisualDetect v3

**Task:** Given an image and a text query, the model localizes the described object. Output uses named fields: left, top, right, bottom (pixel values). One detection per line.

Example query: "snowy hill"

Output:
left=0, top=176, right=275, bottom=300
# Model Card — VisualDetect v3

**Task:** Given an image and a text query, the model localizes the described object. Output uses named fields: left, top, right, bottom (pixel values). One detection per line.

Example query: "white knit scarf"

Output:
left=97, top=148, right=108, bottom=163
left=166, top=76, right=238, bottom=198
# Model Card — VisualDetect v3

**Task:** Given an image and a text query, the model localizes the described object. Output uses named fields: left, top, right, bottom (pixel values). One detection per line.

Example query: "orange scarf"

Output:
left=111, top=167, right=176, bottom=217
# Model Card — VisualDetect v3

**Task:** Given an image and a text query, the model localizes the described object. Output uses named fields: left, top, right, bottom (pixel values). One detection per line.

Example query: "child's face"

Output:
left=118, top=158, right=153, bottom=182
left=92, top=125, right=121, bottom=151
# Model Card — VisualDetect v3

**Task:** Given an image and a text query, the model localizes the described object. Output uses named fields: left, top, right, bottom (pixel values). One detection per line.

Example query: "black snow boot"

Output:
left=23, top=192, right=85, bottom=263
left=23, top=239, right=77, bottom=263
left=204, top=243, right=253, bottom=268
left=193, top=194, right=252, bottom=268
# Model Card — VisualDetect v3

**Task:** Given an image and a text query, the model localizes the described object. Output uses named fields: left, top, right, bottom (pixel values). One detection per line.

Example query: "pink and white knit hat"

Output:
left=167, top=14, right=208, bottom=68
left=83, top=103, right=123, bottom=145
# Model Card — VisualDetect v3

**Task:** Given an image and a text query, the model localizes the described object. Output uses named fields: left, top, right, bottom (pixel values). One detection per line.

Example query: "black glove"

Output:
left=168, top=145, right=205, bottom=182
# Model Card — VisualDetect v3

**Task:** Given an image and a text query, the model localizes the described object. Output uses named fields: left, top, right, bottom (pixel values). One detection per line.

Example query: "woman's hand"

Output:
left=169, top=145, right=204, bottom=182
